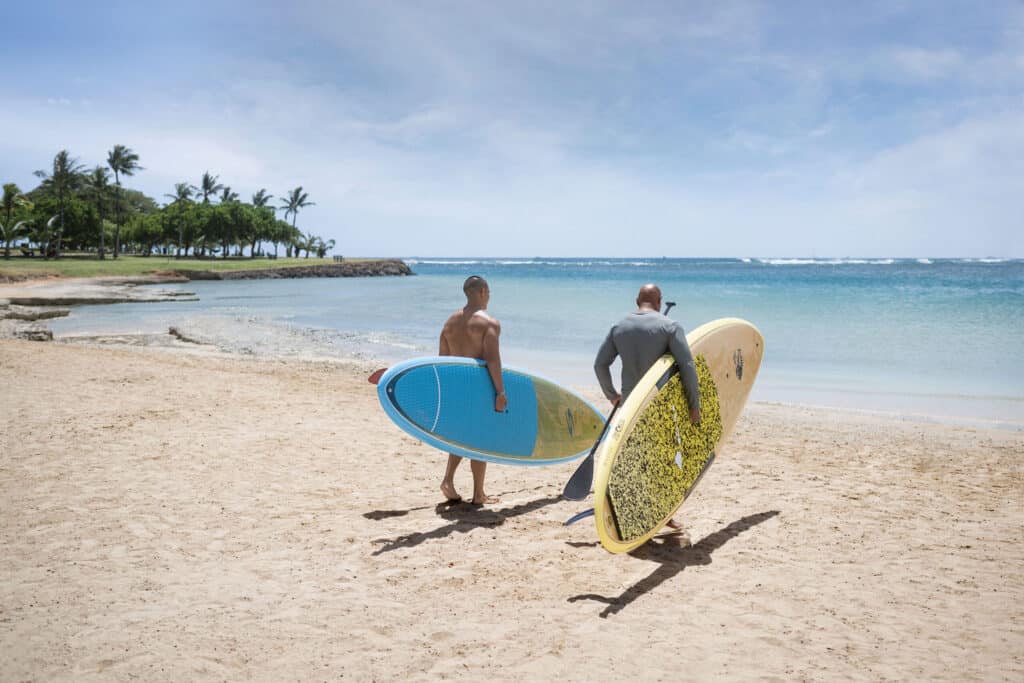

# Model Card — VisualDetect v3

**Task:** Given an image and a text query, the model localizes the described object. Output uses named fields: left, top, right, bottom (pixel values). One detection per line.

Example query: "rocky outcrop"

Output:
left=14, top=326, right=54, bottom=341
left=0, top=301, right=67, bottom=341
left=0, top=304, right=71, bottom=321
left=0, top=272, right=59, bottom=284
left=173, top=259, right=413, bottom=280
left=168, top=326, right=206, bottom=345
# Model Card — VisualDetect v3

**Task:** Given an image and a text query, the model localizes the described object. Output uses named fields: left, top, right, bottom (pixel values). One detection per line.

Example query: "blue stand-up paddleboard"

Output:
left=377, top=356, right=606, bottom=465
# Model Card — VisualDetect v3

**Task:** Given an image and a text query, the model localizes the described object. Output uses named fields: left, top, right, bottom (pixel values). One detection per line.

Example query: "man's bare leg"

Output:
left=441, top=453, right=463, bottom=502
left=470, top=459, right=498, bottom=505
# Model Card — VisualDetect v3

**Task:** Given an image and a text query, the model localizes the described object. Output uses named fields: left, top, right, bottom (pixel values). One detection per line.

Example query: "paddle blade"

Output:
left=562, top=454, right=594, bottom=501
left=561, top=402, right=619, bottom=501
left=367, top=368, right=386, bottom=385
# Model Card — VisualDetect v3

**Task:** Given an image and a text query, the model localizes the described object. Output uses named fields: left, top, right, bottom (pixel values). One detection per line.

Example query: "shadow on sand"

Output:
left=369, top=494, right=564, bottom=555
left=568, top=510, right=780, bottom=618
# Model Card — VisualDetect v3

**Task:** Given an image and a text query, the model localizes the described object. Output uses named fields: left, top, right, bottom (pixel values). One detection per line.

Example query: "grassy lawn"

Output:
left=0, top=254, right=377, bottom=279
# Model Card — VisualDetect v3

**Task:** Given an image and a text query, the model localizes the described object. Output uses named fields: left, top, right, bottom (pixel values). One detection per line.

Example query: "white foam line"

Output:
left=431, top=365, right=442, bottom=432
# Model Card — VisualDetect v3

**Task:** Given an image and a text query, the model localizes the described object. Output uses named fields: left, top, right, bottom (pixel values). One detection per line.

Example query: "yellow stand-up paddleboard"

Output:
left=592, top=318, right=764, bottom=554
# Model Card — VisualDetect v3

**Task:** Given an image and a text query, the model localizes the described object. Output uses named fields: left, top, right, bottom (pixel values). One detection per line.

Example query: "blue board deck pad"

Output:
left=378, top=356, right=605, bottom=465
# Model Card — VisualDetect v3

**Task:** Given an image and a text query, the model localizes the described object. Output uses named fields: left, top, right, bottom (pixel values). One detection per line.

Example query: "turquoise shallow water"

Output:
left=49, top=257, right=1024, bottom=428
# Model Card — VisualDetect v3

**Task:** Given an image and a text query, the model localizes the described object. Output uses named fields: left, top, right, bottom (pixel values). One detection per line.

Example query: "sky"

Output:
left=2, top=1, right=1022, bottom=257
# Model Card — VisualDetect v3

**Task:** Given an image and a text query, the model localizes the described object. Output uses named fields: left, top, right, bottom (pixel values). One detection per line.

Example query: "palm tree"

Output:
left=218, top=186, right=239, bottom=203
left=106, top=144, right=142, bottom=259
left=1, top=183, right=32, bottom=259
left=34, top=149, right=85, bottom=258
left=198, top=171, right=223, bottom=203
left=164, top=182, right=195, bottom=258
left=316, top=237, right=336, bottom=259
left=248, top=189, right=275, bottom=258
left=83, top=167, right=112, bottom=258
left=0, top=219, right=31, bottom=258
left=164, top=182, right=195, bottom=205
left=1, top=184, right=33, bottom=259
left=279, top=187, right=315, bottom=257
left=251, top=188, right=273, bottom=208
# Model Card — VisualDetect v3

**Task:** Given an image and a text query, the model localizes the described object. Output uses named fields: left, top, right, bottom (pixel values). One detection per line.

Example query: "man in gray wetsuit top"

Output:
left=594, top=283, right=702, bottom=533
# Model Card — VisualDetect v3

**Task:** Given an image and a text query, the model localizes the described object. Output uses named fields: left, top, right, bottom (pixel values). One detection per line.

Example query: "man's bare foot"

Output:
left=666, top=518, right=683, bottom=530
left=469, top=494, right=499, bottom=506
left=440, top=482, right=462, bottom=503
left=665, top=531, right=692, bottom=547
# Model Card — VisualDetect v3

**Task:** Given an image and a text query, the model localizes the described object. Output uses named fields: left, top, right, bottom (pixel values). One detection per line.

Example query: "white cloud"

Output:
left=889, top=47, right=963, bottom=80
left=2, top=2, right=1022, bottom=257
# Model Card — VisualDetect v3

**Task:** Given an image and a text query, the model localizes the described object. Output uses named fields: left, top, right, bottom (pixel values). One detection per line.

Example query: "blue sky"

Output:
left=3, top=1, right=1022, bottom=257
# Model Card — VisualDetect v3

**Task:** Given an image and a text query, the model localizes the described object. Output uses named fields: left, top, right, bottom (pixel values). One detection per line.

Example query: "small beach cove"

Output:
left=0, top=257, right=412, bottom=343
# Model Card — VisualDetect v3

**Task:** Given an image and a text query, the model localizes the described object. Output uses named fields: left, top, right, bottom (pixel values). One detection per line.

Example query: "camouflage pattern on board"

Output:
left=607, top=355, right=723, bottom=541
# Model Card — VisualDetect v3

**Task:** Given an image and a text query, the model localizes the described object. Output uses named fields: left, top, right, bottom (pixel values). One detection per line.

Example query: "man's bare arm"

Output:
left=439, top=329, right=451, bottom=356
left=482, top=320, right=507, bottom=412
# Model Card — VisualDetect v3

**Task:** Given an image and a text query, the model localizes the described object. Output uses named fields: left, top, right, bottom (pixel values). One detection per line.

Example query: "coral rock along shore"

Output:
left=171, top=259, right=413, bottom=280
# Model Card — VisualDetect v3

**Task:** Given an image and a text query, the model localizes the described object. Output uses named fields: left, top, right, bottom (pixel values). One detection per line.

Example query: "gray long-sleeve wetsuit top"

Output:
left=594, top=310, right=701, bottom=411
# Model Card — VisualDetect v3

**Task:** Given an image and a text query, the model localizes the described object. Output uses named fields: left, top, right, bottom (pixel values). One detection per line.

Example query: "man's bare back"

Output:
left=439, top=308, right=499, bottom=359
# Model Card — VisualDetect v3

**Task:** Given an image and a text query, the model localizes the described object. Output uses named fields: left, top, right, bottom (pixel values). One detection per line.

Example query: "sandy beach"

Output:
left=1, top=335, right=1021, bottom=682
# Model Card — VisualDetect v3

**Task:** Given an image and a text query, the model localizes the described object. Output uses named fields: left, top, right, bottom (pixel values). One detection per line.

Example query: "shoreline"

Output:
left=1, top=339, right=1021, bottom=680
left=30, top=326, right=1024, bottom=432
left=2, top=267, right=1021, bottom=431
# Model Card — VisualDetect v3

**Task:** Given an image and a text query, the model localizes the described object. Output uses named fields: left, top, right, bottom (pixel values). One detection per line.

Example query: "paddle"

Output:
left=368, top=368, right=386, bottom=385
left=561, top=402, right=619, bottom=500
left=563, top=508, right=595, bottom=525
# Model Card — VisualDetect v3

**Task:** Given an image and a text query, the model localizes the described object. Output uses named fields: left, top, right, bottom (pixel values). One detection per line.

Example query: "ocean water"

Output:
left=49, top=257, right=1024, bottom=429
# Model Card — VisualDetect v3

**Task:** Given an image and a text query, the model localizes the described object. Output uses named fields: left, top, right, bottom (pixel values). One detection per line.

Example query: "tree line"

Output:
left=1, top=147, right=330, bottom=260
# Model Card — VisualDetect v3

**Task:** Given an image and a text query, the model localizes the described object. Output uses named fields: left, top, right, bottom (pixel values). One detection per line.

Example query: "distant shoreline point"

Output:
left=0, top=257, right=415, bottom=285
left=168, top=258, right=414, bottom=280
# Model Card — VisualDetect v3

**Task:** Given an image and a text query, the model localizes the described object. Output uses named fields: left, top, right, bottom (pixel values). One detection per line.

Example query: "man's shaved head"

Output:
left=463, top=275, right=488, bottom=296
left=636, top=283, right=662, bottom=309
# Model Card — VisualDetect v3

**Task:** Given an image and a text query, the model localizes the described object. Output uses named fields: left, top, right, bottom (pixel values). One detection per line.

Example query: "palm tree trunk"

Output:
left=112, top=172, right=121, bottom=259
left=54, top=186, right=65, bottom=259
left=3, top=207, right=10, bottom=259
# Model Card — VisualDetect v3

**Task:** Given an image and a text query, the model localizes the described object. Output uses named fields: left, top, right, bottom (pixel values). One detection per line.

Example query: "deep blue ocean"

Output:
left=50, top=257, right=1024, bottom=428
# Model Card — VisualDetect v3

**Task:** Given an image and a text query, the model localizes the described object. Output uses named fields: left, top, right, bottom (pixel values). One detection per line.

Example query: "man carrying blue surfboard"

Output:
left=594, top=283, right=701, bottom=530
left=437, top=275, right=506, bottom=506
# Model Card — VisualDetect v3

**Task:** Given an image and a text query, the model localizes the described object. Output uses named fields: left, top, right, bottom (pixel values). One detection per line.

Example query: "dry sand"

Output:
left=1, top=339, right=1022, bottom=681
